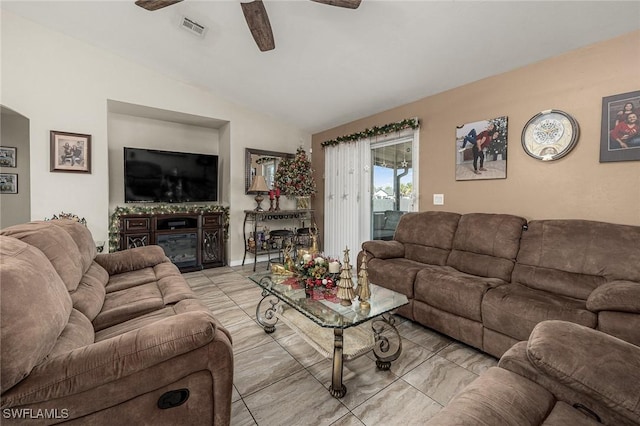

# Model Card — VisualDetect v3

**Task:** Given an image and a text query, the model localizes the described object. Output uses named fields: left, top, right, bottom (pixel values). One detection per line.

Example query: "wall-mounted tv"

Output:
left=124, top=147, right=218, bottom=203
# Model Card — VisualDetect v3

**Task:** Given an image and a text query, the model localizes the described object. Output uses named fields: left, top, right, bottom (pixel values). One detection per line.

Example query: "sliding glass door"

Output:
left=371, top=138, right=416, bottom=240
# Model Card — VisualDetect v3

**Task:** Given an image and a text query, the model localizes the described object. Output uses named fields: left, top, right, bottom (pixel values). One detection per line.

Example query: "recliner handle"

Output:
left=572, top=403, right=602, bottom=423
left=157, top=389, right=190, bottom=409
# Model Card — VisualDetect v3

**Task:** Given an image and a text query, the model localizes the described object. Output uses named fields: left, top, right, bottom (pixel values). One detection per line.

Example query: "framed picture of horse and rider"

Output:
left=50, top=130, right=92, bottom=173
left=456, top=116, right=508, bottom=181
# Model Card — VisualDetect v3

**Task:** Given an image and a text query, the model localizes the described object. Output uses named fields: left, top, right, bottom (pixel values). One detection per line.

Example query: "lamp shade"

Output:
left=248, top=175, right=269, bottom=193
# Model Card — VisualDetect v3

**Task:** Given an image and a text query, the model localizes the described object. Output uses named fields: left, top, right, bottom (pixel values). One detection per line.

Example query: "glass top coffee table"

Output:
left=249, top=271, right=409, bottom=398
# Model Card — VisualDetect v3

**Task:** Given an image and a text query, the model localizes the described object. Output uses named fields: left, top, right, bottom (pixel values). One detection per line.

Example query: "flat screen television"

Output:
left=124, top=147, right=218, bottom=203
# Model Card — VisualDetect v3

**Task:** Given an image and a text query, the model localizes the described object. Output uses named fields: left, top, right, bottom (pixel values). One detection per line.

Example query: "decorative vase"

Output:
left=296, top=196, right=310, bottom=210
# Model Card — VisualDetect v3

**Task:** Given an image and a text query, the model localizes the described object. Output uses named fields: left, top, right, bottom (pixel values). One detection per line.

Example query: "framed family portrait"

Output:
left=0, top=173, right=18, bottom=194
left=600, top=90, right=640, bottom=162
left=0, top=146, right=17, bottom=168
left=50, top=131, right=92, bottom=173
left=455, top=116, right=508, bottom=181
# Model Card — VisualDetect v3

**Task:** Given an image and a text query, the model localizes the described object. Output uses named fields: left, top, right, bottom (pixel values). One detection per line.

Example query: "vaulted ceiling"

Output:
left=3, top=1, right=639, bottom=133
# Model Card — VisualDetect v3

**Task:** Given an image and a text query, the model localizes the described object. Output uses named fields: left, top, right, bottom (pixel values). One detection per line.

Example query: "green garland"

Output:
left=256, top=157, right=277, bottom=164
left=321, top=118, right=420, bottom=148
left=108, top=204, right=230, bottom=253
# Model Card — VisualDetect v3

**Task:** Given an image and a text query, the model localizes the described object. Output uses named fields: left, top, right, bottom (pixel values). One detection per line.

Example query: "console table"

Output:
left=242, top=209, right=314, bottom=271
left=116, top=211, right=225, bottom=272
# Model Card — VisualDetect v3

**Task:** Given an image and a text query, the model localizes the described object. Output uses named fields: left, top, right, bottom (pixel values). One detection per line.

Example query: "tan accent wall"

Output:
left=312, top=30, right=640, bottom=242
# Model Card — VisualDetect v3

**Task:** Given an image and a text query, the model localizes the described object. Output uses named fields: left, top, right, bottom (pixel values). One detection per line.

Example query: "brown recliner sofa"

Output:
left=426, top=320, right=640, bottom=425
left=0, top=220, right=233, bottom=425
left=359, top=211, right=640, bottom=357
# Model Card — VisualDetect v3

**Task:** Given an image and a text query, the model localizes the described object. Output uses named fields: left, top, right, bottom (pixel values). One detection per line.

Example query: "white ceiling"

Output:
left=3, top=1, right=639, bottom=133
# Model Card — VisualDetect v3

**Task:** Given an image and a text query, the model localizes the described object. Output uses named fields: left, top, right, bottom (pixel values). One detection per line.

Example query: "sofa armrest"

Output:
left=95, top=245, right=169, bottom=275
left=526, top=320, right=640, bottom=423
left=586, top=280, right=640, bottom=313
left=2, top=310, right=231, bottom=408
left=361, top=240, right=405, bottom=259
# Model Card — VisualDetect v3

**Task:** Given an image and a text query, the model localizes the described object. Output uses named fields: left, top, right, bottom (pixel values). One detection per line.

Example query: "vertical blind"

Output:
left=324, top=139, right=371, bottom=258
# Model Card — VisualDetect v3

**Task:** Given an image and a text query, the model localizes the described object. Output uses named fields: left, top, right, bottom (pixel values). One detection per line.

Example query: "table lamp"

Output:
left=248, top=175, right=269, bottom=211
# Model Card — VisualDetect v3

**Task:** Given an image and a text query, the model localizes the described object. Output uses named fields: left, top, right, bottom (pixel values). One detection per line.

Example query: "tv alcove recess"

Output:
left=116, top=210, right=225, bottom=272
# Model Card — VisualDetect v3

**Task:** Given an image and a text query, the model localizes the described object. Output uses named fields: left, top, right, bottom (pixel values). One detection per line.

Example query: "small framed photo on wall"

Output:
left=50, top=131, right=92, bottom=173
left=0, top=147, right=17, bottom=168
left=600, top=90, right=640, bottom=162
left=0, top=173, right=18, bottom=194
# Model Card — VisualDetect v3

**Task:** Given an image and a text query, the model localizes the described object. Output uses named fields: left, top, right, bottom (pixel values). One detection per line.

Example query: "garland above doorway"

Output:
left=321, top=118, right=420, bottom=148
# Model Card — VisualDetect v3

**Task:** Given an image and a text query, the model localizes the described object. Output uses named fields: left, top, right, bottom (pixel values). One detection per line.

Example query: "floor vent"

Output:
left=180, top=16, right=206, bottom=37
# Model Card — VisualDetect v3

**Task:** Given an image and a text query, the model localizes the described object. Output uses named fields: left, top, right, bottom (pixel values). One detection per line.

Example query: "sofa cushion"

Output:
left=542, top=401, right=603, bottom=425
left=394, top=211, right=461, bottom=265
left=513, top=219, right=640, bottom=299
left=595, top=311, right=640, bottom=347
left=105, top=267, right=157, bottom=293
left=1, top=221, right=85, bottom=292
left=362, top=240, right=405, bottom=259
left=366, top=258, right=426, bottom=298
left=482, top=283, right=596, bottom=341
left=447, top=213, right=526, bottom=282
left=424, top=367, right=555, bottom=426
left=526, top=320, right=640, bottom=424
left=414, top=266, right=505, bottom=321
left=47, top=309, right=95, bottom=359
left=71, top=261, right=108, bottom=321
left=0, top=236, right=72, bottom=392
left=95, top=299, right=221, bottom=342
left=92, top=282, right=165, bottom=331
left=49, top=219, right=97, bottom=274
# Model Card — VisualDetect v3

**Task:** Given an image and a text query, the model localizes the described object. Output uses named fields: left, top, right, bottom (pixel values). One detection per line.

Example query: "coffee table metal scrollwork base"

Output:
left=256, top=289, right=279, bottom=334
left=372, top=313, right=403, bottom=370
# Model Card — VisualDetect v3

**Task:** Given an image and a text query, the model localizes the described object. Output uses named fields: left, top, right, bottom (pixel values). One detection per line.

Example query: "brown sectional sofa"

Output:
left=0, top=220, right=233, bottom=425
left=359, top=211, right=640, bottom=357
left=426, top=320, right=640, bottom=425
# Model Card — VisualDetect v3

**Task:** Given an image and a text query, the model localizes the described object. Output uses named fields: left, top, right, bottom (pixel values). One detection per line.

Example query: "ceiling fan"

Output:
left=134, top=0, right=362, bottom=52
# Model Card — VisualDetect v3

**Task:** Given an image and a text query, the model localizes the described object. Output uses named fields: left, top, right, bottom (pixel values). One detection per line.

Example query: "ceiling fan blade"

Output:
left=134, top=0, right=183, bottom=11
left=241, top=1, right=275, bottom=52
left=310, top=0, right=362, bottom=9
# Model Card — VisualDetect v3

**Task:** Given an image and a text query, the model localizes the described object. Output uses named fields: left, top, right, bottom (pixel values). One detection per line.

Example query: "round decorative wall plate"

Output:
left=521, top=109, right=580, bottom=161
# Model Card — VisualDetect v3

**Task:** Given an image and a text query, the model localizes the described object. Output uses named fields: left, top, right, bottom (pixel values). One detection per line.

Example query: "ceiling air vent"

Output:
left=180, top=16, right=206, bottom=38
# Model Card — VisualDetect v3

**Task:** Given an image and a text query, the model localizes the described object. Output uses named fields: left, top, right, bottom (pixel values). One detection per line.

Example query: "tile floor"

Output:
left=184, top=263, right=498, bottom=426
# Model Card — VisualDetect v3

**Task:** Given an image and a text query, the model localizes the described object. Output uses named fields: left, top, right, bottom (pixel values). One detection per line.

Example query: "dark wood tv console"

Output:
left=116, top=211, right=225, bottom=272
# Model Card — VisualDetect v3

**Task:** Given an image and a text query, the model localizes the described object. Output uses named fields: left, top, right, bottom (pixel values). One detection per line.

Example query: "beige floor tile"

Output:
left=243, top=370, right=349, bottom=426
left=307, top=356, right=398, bottom=411
left=401, top=355, right=478, bottom=406
left=276, top=332, right=328, bottom=367
left=231, top=400, right=257, bottom=426
left=364, top=337, right=436, bottom=377
left=438, top=341, right=498, bottom=375
left=330, top=413, right=365, bottom=426
left=226, top=318, right=276, bottom=355
left=396, top=321, right=453, bottom=353
left=351, top=379, right=442, bottom=425
left=234, top=340, right=304, bottom=396
left=232, top=385, right=242, bottom=403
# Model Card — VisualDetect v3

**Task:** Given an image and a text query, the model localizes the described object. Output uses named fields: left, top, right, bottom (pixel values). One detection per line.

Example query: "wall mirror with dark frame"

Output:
left=245, top=148, right=294, bottom=194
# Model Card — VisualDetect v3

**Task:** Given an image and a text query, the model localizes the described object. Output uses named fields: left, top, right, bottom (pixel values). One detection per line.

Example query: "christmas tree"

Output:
left=274, top=147, right=317, bottom=197
left=337, top=247, right=356, bottom=306
left=356, top=252, right=371, bottom=309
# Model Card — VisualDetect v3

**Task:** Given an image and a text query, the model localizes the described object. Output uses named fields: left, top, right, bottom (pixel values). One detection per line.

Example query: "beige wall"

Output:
left=107, top=112, right=220, bottom=209
left=312, top=30, right=640, bottom=237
